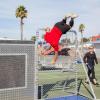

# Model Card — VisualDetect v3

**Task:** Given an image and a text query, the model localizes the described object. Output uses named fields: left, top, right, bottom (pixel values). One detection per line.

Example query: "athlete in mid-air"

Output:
left=43, top=13, right=78, bottom=64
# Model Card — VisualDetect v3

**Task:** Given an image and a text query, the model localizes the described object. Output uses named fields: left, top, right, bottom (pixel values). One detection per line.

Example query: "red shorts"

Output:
left=44, top=26, right=62, bottom=51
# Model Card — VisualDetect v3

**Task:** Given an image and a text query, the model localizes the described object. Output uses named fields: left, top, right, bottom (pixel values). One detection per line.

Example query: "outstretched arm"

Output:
left=94, top=53, right=98, bottom=64
left=62, top=17, right=67, bottom=23
left=83, top=53, right=88, bottom=64
left=69, top=18, right=74, bottom=28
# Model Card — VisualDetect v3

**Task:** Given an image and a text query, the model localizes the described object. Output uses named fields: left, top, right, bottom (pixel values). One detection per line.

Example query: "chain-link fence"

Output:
left=37, top=30, right=100, bottom=100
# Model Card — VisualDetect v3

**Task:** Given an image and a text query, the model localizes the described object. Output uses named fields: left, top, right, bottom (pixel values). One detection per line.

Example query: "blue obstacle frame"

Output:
left=46, top=95, right=91, bottom=100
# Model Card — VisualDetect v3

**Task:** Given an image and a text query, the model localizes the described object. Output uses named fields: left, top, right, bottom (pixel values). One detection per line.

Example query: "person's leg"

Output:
left=51, top=51, right=58, bottom=64
left=85, top=65, right=92, bottom=83
left=41, top=45, right=58, bottom=64
left=88, top=68, right=91, bottom=80
left=42, top=46, right=54, bottom=55
left=91, top=66, right=96, bottom=79
left=91, top=66, right=97, bottom=84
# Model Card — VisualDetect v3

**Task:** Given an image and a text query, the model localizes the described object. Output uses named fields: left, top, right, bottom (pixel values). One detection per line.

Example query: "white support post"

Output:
left=34, top=43, right=38, bottom=100
left=70, top=30, right=96, bottom=100
left=77, top=49, right=96, bottom=100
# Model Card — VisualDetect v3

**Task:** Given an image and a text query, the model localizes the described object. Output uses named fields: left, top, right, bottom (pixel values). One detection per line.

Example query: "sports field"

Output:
left=38, top=57, right=100, bottom=100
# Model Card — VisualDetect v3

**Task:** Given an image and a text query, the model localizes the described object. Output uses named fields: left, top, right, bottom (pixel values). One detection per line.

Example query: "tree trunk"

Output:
left=81, top=31, right=84, bottom=56
left=20, top=18, right=23, bottom=40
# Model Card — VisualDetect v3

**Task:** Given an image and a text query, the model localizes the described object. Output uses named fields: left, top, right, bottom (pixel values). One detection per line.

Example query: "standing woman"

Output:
left=43, top=13, right=78, bottom=64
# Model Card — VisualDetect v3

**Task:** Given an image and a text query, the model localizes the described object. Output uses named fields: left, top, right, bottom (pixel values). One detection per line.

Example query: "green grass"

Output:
left=38, top=63, right=100, bottom=99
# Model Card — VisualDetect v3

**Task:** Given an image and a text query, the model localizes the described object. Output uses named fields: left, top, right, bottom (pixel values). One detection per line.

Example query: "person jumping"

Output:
left=43, top=13, right=78, bottom=64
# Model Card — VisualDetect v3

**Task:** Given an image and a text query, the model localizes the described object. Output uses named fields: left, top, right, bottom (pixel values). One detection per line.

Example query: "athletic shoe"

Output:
left=92, top=82, right=100, bottom=85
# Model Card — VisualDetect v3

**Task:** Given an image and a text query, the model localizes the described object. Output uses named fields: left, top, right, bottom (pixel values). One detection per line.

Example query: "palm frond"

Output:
left=15, top=5, right=27, bottom=19
left=79, top=24, right=85, bottom=33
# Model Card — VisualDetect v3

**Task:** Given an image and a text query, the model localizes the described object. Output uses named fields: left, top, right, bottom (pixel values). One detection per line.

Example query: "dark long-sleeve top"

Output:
left=83, top=52, right=98, bottom=66
left=54, top=18, right=74, bottom=34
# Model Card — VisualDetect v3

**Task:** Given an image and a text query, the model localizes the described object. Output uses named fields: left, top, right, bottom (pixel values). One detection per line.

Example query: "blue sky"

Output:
left=0, top=0, right=100, bottom=40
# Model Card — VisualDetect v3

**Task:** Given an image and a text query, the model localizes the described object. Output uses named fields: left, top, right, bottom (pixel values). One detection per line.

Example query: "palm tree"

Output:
left=31, top=36, right=36, bottom=44
left=16, top=5, right=27, bottom=40
left=42, top=34, right=44, bottom=39
left=79, top=24, right=85, bottom=33
left=79, top=24, right=85, bottom=55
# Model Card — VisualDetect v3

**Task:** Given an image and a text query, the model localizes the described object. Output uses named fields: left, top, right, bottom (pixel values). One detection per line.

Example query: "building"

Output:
left=91, top=34, right=100, bottom=41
